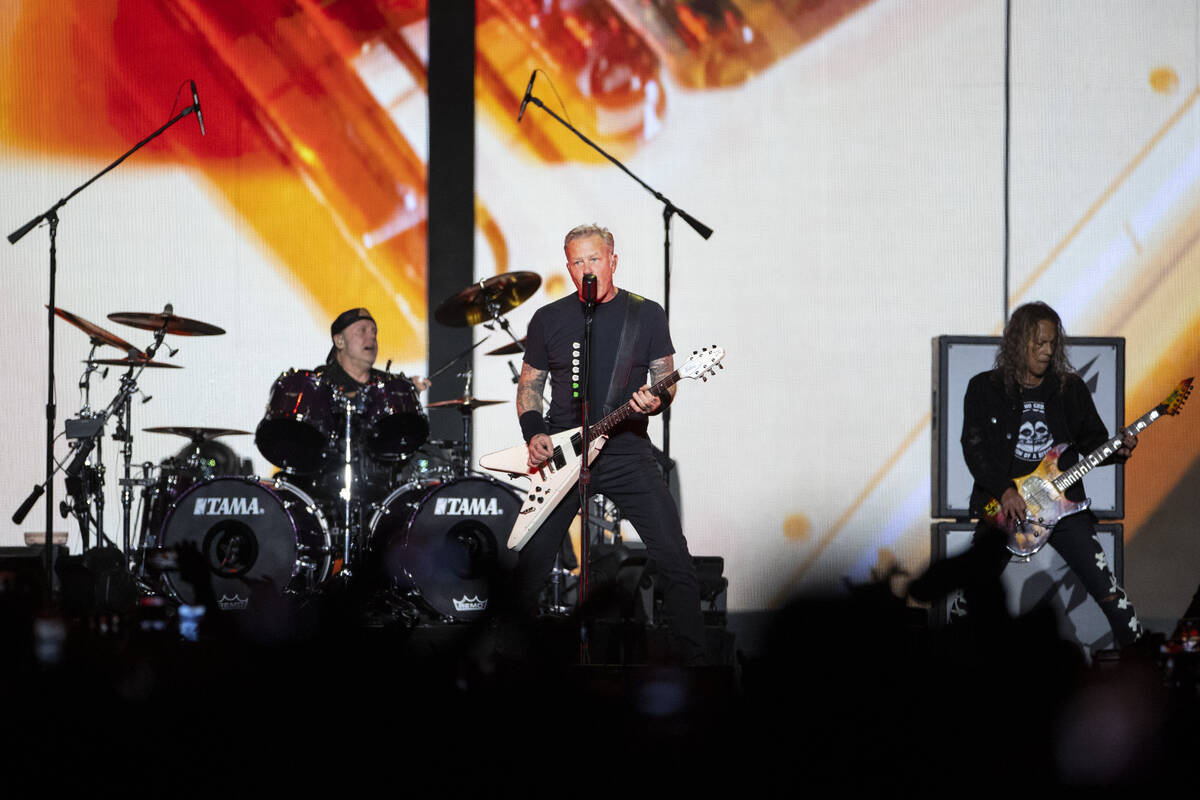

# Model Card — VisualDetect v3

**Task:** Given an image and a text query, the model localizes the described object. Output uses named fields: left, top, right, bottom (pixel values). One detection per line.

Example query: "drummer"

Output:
left=316, top=307, right=431, bottom=397
left=295, top=307, right=430, bottom=503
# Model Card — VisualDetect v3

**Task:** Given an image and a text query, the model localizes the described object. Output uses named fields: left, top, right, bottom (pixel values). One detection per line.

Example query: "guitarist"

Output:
left=947, top=301, right=1144, bottom=647
left=512, top=224, right=707, bottom=665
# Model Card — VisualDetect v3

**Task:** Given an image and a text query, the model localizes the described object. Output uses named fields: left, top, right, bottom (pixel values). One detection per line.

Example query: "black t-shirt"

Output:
left=523, top=288, right=673, bottom=453
left=1012, top=382, right=1053, bottom=476
left=315, top=360, right=386, bottom=407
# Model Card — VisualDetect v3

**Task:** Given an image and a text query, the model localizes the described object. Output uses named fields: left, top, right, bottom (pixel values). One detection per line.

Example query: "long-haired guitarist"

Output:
left=512, top=224, right=707, bottom=665
left=918, top=302, right=1144, bottom=647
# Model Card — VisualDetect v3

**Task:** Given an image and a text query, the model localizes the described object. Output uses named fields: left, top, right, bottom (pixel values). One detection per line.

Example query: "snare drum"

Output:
left=255, top=369, right=339, bottom=474
left=362, top=373, right=428, bottom=459
left=369, top=476, right=520, bottom=621
left=152, top=476, right=331, bottom=610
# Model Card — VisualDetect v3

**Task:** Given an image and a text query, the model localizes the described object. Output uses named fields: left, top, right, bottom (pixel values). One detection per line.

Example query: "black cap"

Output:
left=327, top=307, right=376, bottom=364
left=331, top=307, right=375, bottom=338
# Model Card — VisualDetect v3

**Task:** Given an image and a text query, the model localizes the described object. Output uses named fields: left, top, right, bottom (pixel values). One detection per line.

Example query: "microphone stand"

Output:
left=520, top=93, right=713, bottom=461
left=7, top=100, right=201, bottom=592
left=578, top=288, right=596, bottom=664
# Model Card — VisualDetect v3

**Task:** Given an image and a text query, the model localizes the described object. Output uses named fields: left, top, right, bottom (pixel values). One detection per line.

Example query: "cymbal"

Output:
left=485, top=338, right=527, bottom=356
left=426, top=397, right=507, bottom=410
left=144, top=426, right=251, bottom=442
left=49, top=306, right=144, bottom=356
left=85, top=357, right=181, bottom=369
left=108, top=312, right=225, bottom=336
left=434, top=272, right=541, bottom=327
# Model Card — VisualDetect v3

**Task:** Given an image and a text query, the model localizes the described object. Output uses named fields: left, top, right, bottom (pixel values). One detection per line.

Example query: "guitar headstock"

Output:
left=1159, top=377, right=1193, bottom=416
left=678, top=345, right=726, bottom=382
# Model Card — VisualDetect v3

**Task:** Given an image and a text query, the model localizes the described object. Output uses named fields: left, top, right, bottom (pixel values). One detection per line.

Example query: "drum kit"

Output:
left=43, top=272, right=547, bottom=629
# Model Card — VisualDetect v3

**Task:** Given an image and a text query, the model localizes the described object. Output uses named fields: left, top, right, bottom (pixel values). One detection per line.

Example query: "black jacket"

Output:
left=960, top=369, right=1118, bottom=515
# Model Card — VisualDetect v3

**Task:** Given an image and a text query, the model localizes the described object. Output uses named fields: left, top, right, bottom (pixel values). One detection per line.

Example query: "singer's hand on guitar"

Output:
left=1116, top=431, right=1138, bottom=458
left=527, top=433, right=553, bottom=468
left=998, top=487, right=1027, bottom=529
left=628, top=385, right=661, bottom=415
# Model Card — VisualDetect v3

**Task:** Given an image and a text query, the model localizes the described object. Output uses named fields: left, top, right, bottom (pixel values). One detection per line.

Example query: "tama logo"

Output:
left=434, top=497, right=503, bottom=516
left=217, top=594, right=249, bottom=611
left=193, top=497, right=267, bottom=516
left=453, top=595, right=487, bottom=612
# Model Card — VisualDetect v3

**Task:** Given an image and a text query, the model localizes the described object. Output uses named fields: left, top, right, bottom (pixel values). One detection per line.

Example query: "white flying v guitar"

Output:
left=479, top=345, right=726, bottom=551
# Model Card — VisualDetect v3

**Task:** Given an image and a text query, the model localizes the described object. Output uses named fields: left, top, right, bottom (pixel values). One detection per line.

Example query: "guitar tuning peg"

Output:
left=718, top=363, right=724, bottom=369
left=701, top=376, right=707, bottom=382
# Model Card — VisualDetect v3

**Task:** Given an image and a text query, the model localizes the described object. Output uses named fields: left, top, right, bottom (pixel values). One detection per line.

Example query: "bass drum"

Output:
left=153, top=477, right=331, bottom=610
left=370, top=476, right=521, bottom=621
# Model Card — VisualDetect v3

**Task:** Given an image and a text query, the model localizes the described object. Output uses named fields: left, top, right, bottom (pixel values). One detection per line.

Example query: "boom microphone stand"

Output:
left=517, top=76, right=713, bottom=461
left=8, top=85, right=205, bottom=591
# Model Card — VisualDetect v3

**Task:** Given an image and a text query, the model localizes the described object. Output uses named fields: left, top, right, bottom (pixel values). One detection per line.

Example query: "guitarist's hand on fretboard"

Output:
left=1116, top=431, right=1138, bottom=459
left=629, top=384, right=662, bottom=415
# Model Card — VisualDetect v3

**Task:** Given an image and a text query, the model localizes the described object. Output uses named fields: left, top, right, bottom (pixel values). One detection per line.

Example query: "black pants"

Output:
left=970, top=513, right=1144, bottom=647
left=512, top=447, right=707, bottom=664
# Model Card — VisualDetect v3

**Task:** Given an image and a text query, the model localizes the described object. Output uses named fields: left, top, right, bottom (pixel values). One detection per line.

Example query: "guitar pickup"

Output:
left=552, top=444, right=567, bottom=469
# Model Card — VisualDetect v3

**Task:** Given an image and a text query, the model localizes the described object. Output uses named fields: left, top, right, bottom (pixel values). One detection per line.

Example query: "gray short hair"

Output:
left=563, top=224, right=614, bottom=253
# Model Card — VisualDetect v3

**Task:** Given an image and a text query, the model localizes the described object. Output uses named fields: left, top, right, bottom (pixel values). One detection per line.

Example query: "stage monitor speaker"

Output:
left=930, top=522, right=1124, bottom=653
left=0, top=545, right=64, bottom=603
left=931, top=336, right=1125, bottom=520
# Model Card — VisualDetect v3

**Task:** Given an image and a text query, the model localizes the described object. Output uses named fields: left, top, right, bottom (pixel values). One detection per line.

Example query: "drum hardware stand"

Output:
left=427, top=338, right=490, bottom=381
left=339, top=397, right=356, bottom=578
left=481, top=293, right=525, bottom=354
left=57, top=312, right=171, bottom=561
left=7, top=85, right=204, bottom=590
left=547, top=553, right=574, bottom=615
left=456, top=366, right=475, bottom=476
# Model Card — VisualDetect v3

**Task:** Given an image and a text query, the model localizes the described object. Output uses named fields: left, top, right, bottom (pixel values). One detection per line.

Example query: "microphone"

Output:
left=190, top=80, right=206, bottom=136
left=517, top=70, right=536, bottom=123
left=581, top=273, right=597, bottom=307
left=11, top=485, right=44, bottom=525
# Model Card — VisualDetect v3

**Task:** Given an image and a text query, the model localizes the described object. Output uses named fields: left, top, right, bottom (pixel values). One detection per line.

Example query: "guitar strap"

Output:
left=602, top=291, right=644, bottom=415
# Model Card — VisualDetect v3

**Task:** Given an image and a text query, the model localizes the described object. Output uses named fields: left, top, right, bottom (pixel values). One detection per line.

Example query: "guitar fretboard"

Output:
left=589, top=369, right=681, bottom=439
left=1053, top=409, right=1160, bottom=491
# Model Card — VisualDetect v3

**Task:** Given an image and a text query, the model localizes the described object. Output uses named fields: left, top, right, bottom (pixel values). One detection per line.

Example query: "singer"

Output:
left=512, top=224, right=706, bottom=664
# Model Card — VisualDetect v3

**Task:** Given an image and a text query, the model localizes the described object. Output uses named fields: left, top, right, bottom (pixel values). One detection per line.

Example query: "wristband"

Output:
left=649, top=389, right=673, bottom=415
left=520, top=410, right=549, bottom=443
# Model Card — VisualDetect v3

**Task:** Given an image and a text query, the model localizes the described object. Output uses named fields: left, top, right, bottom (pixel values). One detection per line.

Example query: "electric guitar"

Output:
left=479, top=345, right=726, bottom=551
left=986, top=377, right=1193, bottom=557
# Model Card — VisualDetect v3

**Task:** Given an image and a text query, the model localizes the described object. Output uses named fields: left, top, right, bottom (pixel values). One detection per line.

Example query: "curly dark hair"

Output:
left=995, top=302, right=1072, bottom=395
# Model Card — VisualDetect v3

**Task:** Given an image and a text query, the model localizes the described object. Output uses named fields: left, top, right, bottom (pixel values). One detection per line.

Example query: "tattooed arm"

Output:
left=629, top=354, right=675, bottom=415
left=516, top=362, right=548, bottom=416
left=517, top=362, right=553, bottom=467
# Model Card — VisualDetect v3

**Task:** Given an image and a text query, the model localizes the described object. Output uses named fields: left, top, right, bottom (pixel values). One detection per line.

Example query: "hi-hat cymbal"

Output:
left=85, top=357, right=181, bottom=369
left=49, top=306, right=144, bottom=356
left=434, top=272, right=541, bottom=327
left=144, top=426, right=251, bottom=442
left=485, top=338, right=527, bottom=356
left=426, top=397, right=507, bottom=410
left=108, top=312, right=225, bottom=336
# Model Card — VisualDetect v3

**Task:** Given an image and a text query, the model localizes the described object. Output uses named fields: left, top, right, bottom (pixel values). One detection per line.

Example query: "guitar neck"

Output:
left=1054, top=406, right=1163, bottom=491
left=589, top=369, right=680, bottom=438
